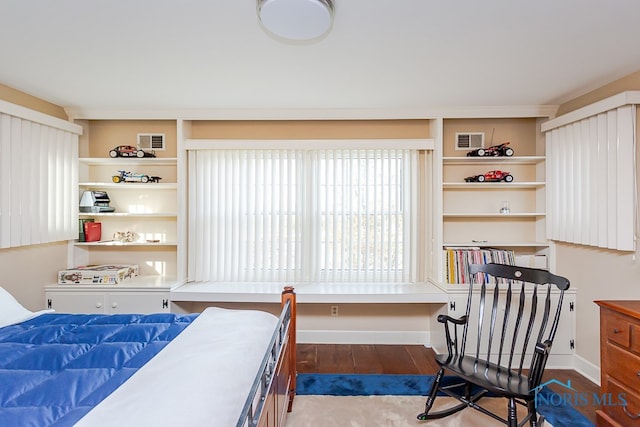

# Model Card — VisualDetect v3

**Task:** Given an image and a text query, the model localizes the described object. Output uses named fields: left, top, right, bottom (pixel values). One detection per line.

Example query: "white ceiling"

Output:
left=2, top=0, right=640, bottom=117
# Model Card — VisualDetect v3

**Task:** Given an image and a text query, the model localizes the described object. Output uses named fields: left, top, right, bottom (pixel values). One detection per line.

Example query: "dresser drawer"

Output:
left=602, top=377, right=640, bottom=426
left=606, top=343, right=640, bottom=391
left=604, top=311, right=631, bottom=348
left=632, top=324, right=640, bottom=354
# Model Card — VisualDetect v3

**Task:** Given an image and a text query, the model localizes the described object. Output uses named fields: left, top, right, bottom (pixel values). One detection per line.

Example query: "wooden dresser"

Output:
left=595, top=300, right=640, bottom=426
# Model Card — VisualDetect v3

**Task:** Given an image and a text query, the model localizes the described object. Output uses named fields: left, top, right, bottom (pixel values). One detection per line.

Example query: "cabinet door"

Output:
left=447, top=289, right=574, bottom=359
left=106, top=292, right=170, bottom=314
left=553, top=293, right=576, bottom=356
left=46, top=291, right=107, bottom=314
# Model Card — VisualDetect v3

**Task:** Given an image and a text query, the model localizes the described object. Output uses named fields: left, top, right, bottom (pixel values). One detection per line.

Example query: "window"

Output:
left=187, top=143, right=427, bottom=284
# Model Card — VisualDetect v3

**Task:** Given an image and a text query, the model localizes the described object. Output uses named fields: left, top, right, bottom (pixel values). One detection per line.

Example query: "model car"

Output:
left=464, top=170, right=514, bottom=182
left=109, top=145, right=156, bottom=158
left=466, top=142, right=514, bottom=157
left=112, top=170, right=156, bottom=183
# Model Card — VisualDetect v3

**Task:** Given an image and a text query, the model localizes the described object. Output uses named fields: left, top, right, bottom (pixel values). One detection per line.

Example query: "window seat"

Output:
left=170, top=282, right=448, bottom=304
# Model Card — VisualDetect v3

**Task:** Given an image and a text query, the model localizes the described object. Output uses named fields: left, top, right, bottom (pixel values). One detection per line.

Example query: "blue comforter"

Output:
left=0, top=312, right=198, bottom=426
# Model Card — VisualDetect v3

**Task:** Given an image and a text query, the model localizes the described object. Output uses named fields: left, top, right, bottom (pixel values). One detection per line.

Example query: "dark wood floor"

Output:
left=297, top=344, right=600, bottom=424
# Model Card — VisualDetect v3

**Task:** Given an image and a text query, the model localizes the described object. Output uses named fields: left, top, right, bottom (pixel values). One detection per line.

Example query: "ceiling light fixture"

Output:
left=257, top=0, right=335, bottom=41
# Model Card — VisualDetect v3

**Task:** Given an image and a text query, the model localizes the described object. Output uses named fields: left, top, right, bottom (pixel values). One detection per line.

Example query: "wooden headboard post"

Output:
left=281, top=286, right=296, bottom=412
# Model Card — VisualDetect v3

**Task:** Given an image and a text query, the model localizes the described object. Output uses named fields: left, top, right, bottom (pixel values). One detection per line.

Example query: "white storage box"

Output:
left=58, top=265, right=139, bottom=285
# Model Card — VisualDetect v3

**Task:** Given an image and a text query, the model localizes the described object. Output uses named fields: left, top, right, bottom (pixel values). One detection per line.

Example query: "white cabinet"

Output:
left=46, top=119, right=184, bottom=314
left=433, top=287, right=575, bottom=366
left=45, top=281, right=172, bottom=314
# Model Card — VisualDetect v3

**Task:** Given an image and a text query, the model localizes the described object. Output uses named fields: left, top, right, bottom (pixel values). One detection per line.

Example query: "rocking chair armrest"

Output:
left=438, top=314, right=468, bottom=358
left=437, top=314, right=468, bottom=326
left=529, top=339, right=553, bottom=388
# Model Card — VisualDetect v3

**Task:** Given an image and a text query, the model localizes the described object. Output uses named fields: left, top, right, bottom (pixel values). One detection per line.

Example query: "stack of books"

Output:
left=443, top=247, right=515, bottom=285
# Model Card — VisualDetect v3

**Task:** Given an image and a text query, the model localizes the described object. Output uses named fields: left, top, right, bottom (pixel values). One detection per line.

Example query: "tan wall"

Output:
left=175, top=301, right=438, bottom=344
left=553, top=70, right=640, bottom=373
left=87, top=120, right=178, bottom=157
left=190, top=119, right=431, bottom=139
left=0, top=83, right=68, bottom=120
left=556, top=70, right=640, bottom=116
left=0, top=85, right=69, bottom=310
left=0, top=242, right=67, bottom=311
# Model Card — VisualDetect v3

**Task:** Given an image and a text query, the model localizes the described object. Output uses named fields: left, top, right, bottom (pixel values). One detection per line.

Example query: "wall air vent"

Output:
left=455, top=132, right=484, bottom=150
left=137, top=133, right=165, bottom=150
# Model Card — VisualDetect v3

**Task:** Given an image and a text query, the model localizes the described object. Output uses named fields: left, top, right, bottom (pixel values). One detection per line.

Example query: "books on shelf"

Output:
left=443, top=247, right=515, bottom=285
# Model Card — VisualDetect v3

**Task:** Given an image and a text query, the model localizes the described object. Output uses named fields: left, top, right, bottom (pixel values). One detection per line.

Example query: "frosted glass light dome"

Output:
left=258, top=0, right=335, bottom=40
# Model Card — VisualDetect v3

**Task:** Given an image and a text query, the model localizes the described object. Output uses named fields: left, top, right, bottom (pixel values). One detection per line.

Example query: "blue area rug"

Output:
left=297, top=373, right=594, bottom=427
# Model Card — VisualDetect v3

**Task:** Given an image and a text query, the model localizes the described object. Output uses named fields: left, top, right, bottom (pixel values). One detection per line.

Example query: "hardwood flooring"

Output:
left=297, top=343, right=600, bottom=424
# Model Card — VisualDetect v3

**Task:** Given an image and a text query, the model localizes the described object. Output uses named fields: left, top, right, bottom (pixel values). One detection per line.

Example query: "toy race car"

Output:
left=109, top=145, right=156, bottom=158
left=464, top=170, right=514, bottom=182
left=466, top=142, right=514, bottom=157
left=112, top=170, right=162, bottom=183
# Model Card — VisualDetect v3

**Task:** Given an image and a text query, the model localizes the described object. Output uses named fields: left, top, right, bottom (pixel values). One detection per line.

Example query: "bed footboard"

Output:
left=237, top=286, right=297, bottom=427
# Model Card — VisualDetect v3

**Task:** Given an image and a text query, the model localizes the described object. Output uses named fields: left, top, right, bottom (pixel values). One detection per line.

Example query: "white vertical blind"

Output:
left=545, top=105, right=635, bottom=251
left=187, top=147, right=420, bottom=283
left=313, top=149, right=416, bottom=282
left=188, top=150, right=301, bottom=283
left=0, top=112, right=78, bottom=248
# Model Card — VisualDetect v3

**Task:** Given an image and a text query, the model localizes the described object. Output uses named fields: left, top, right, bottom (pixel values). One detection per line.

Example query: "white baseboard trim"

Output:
left=572, top=353, right=600, bottom=386
left=298, top=329, right=430, bottom=346
left=545, top=354, right=576, bottom=369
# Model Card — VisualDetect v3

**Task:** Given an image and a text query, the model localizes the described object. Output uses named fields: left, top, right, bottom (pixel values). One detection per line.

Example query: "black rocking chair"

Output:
left=417, top=263, right=570, bottom=427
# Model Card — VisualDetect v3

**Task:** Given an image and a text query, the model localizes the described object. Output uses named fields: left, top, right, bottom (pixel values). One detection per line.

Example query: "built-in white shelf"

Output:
left=78, top=212, right=177, bottom=218
left=79, top=157, right=177, bottom=165
left=443, top=182, right=545, bottom=189
left=443, top=156, right=544, bottom=165
left=443, top=241, right=550, bottom=248
left=49, top=275, right=181, bottom=290
left=74, top=240, right=178, bottom=247
left=443, top=212, right=545, bottom=218
left=79, top=182, right=178, bottom=189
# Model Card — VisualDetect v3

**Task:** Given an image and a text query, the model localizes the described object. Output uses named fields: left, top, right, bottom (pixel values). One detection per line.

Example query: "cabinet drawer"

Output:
left=606, top=344, right=640, bottom=391
left=602, top=377, right=640, bottom=426
left=604, top=312, right=631, bottom=348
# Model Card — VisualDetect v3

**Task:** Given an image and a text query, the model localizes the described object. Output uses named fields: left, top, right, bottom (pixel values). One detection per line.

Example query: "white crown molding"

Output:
left=64, top=105, right=559, bottom=121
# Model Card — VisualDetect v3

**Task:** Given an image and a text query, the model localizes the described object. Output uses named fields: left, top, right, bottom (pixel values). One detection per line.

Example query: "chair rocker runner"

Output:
left=417, top=263, right=570, bottom=427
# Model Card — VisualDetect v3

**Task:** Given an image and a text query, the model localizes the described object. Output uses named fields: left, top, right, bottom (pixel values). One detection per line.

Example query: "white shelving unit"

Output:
left=46, top=121, right=182, bottom=314
left=76, top=156, right=178, bottom=250
left=440, top=117, right=550, bottom=284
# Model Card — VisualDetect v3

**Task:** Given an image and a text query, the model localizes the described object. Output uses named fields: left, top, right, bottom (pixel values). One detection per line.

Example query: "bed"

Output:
left=0, top=285, right=297, bottom=427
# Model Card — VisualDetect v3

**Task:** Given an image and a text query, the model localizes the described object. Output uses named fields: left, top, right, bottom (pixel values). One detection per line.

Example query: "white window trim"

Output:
left=185, top=138, right=434, bottom=151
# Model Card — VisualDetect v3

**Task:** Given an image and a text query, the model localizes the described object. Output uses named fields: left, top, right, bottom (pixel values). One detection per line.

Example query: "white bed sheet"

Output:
left=75, top=306, right=278, bottom=427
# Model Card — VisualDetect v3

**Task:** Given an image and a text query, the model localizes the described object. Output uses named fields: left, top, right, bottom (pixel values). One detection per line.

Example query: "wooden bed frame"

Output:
left=237, top=286, right=297, bottom=427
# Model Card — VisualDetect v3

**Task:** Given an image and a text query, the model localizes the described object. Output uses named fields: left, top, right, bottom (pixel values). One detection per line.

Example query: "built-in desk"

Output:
left=170, top=281, right=448, bottom=304
left=170, top=282, right=448, bottom=345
